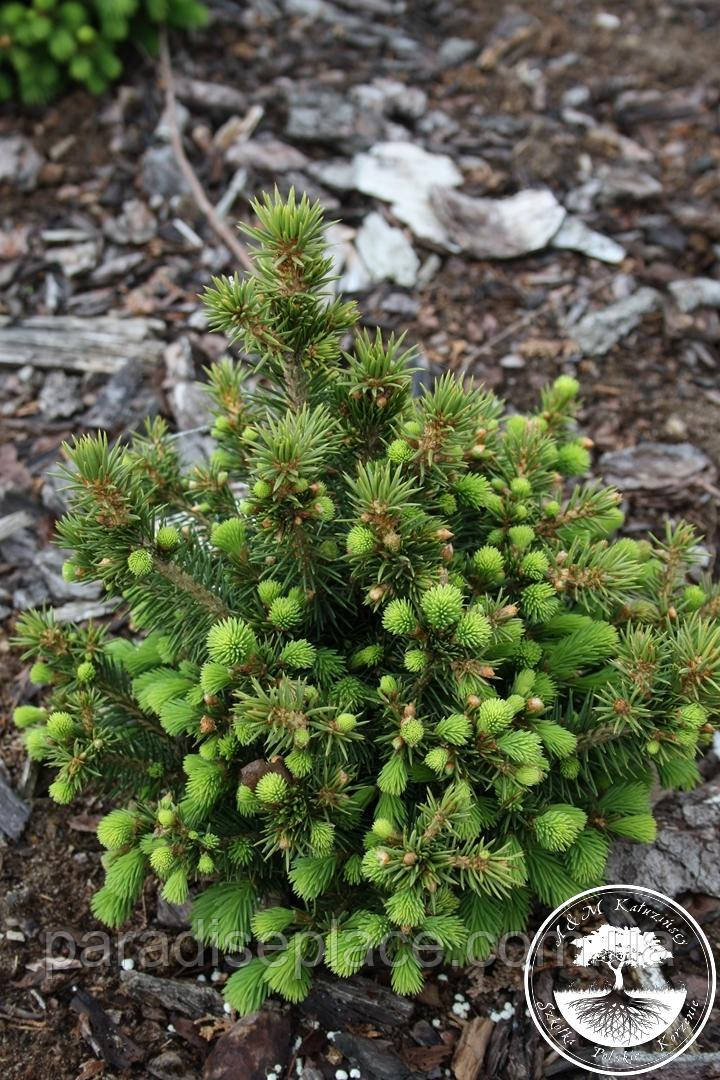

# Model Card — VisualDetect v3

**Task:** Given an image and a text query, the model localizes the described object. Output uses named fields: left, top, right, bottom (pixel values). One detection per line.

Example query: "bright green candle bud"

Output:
left=280, top=639, right=316, bottom=669
left=13, top=705, right=47, bottom=728
left=454, top=611, right=491, bottom=650
left=257, top=578, right=283, bottom=606
left=382, top=598, right=415, bottom=635
left=48, top=776, right=74, bottom=803
left=508, top=526, right=535, bottom=550
left=206, top=617, right=256, bottom=665
left=420, top=584, right=463, bottom=630
left=335, top=713, right=357, bottom=733
left=197, top=853, right=215, bottom=874
left=255, top=771, right=288, bottom=804
left=683, top=585, right=707, bottom=611
left=552, top=374, right=579, bottom=401
left=61, top=560, right=77, bottom=582
left=46, top=710, right=75, bottom=740
left=387, top=439, right=414, bottom=464
left=211, top=518, right=246, bottom=556
left=252, top=478, right=271, bottom=498
left=313, top=495, right=335, bottom=520
left=510, top=476, right=532, bottom=498
left=346, top=525, right=375, bottom=557
left=127, top=549, right=152, bottom=577
left=520, top=551, right=549, bottom=580
left=268, top=595, right=302, bottom=630
left=156, top=526, right=180, bottom=551
left=424, top=747, right=450, bottom=773
left=403, top=649, right=427, bottom=673
left=76, top=660, right=95, bottom=683
left=29, top=661, right=54, bottom=685
left=372, top=818, right=395, bottom=839
left=557, top=442, right=591, bottom=476
left=514, top=765, right=544, bottom=786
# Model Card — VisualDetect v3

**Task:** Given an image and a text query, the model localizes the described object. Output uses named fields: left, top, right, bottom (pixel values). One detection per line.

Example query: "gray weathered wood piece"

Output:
left=0, top=316, right=166, bottom=373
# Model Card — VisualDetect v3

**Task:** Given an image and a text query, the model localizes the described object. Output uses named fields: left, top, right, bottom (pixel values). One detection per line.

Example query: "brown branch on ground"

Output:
left=158, top=29, right=253, bottom=272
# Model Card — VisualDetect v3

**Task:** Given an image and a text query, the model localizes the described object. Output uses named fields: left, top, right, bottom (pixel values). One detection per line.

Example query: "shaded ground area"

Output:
left=2, top=0, right=720, bottom=1076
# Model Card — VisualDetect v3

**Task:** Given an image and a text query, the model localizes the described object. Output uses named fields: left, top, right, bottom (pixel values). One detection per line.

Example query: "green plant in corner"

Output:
left=0, top=0, right=207, bottom=104
left=15, top=190, right=720, bottom=1012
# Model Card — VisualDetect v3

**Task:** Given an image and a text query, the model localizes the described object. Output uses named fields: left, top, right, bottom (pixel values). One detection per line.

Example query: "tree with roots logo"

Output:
left=554, top=924, right=685, bottom=1046
left=574, top=926, right=672, bottom=991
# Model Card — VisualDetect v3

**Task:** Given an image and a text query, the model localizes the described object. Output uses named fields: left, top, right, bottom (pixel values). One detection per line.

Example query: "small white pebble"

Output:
left=594, top=10, right=620, bottom=28
left=210, top=969, right=222, bottom=982
left=453, top=992, right=466, bottom=1003
left=223, top=1002, right=232, bottom=1014
left=452, top=1002, right=470, bottom=1018
left=296, top=1061, right=304, bottom=1076
left=437, top=973, right=448, bottom=982
left=293, top=1037, right=302, bottom=1050
left=350, top=1070, right=361, bottom=1079
left=266, top=1073, right=278, bottom=1080
left=274, top=1067, right=282, bottom=1073
left=196, top=974, right=207, bottom=982
left=167, top=1024, right=175, bottom=1033
left=327, top=1030, right=338, bottom=1042
left=121, top=958, right=135, bottom=971
left=335, top=1071, right=349, bottom=1080
left=431, top=1018, right=442, bottom=1028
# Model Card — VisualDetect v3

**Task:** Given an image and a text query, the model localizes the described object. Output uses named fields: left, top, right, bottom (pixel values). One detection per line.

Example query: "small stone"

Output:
left=90, top=251, right=145, bottom=285
left=594, top=11, right=621, bottom=29
left=155, top=101, right=191, bottom=142
left=121, top=957, right=135, bottom=971
left=147, top=1049, right=197, bottom=1080
left=49, top=241, right=97, bottom=277
left=0, top=135, right=44, bottom=190
left=226, top=137, right=309, bottom=172
left=104, top=199, right=157, bottom=245
left=500, top=353, right=525, bottom=369
left=663, top=415, right=688, bottom=440
left=355, top=212, right=419, bottom=287
left=668, top=278, right=720, bottom=313
left=551, top=215, right=625, bottom=264
left=597, top=165, right=663, bottom=204
left=430, top=187, right=566, bottom=259
left=562, top=85, right=591, bottom=109
left=286, top=88, right=385, bottom=151
left=174, top=77, right=247, bottom=114
left=142, top=145, right=191, bottom=200
left=352, top=141, right=462, bottom=246
left=599, top=442, right=714, bottom=494
left=381, top=293, right=420, bottom=316
left=570, top=288, right=662, bottom=356
left=437, top=37, right=478, bottom=66
left=38, top=370, right=82, bottom=419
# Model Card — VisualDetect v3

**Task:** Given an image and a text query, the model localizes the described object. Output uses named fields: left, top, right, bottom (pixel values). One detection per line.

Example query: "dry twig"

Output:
left=158, top=29, right=252, bottom=272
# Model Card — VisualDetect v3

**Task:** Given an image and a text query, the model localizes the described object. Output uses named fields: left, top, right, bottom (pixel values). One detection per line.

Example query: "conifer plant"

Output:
left=15, top=192, right=720, bottom=1012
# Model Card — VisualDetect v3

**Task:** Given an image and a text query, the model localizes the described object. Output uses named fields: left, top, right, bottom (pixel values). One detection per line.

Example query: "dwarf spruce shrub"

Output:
left=0, top=0, right=207, bottom=104
left=15, top=191, right=720, bottom=1010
